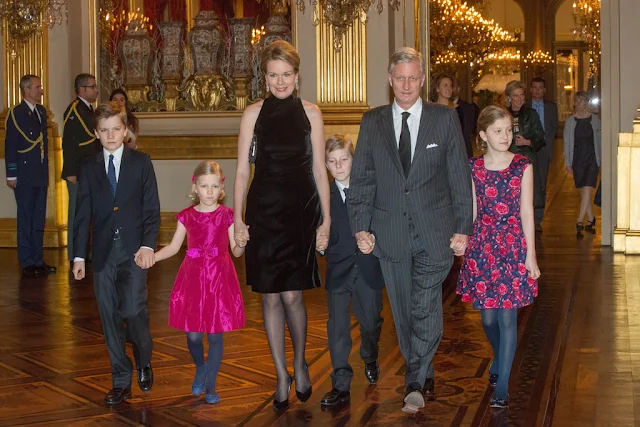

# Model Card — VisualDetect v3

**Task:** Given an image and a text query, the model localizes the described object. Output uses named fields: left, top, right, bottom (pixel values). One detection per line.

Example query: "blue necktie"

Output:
left=108, top=154, right=117, bottom=196
left=534, top=103, right=545, bottom=131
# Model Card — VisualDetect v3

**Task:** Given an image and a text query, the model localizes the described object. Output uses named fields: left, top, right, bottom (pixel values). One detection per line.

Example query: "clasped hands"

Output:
left=450, top=233, right=468, bottom=256
left=354, top=231, right=376, bottom=255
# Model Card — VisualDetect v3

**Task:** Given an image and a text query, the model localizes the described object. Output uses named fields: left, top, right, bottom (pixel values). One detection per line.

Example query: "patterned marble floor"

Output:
left=1, top=146, right=633, bottom=426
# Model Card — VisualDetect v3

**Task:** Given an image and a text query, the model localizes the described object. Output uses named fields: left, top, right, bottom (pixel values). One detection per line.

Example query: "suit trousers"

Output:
left=93, top=238, right=152, bottom=388
left=379, top=219, right=452, bottom=387
left=327, top=265, right=383, bottom=391
left=15, top=184, right=47, bottom=268
left=534, top=150, right=552, bottom=223
left=67, top=181, right=77, bottom=261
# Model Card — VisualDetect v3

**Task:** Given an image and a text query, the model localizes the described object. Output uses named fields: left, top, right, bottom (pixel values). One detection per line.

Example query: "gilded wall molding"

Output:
left=136, top=134, right=240, bottom=159
left=316, top=14, right=368, bottom=109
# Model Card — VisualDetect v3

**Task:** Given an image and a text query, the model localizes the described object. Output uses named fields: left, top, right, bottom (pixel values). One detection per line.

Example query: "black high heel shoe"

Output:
left=576, top=222, right=584, bottom=232
left=273, top=375, right=292, bottom=411
left=585, top=217, right=596, bottom=231
left=295, top=365, right=312, bottom=403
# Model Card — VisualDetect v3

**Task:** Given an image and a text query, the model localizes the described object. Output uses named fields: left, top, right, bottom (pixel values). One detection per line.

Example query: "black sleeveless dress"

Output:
left=245, top=95, right=322, bottom=293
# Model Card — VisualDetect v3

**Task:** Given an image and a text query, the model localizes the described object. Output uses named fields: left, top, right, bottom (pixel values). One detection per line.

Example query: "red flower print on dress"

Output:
left=518, top=263, right=527, bottom=275
left=484, top=298, right=497, bottom=308
left=457, top=155, right=537, bottom=310
left=476, top=282, right=487, bottom=293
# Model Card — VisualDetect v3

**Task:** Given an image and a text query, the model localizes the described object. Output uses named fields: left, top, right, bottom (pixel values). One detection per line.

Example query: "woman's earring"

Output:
left=266, top=82, right=270, bottom=92
left=294, top=79, right=299, bottom=91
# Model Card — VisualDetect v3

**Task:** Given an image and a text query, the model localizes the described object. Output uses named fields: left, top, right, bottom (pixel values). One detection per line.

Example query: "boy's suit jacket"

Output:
left=325, top=182, right=384, bottom=291
left=74, top=147, right=160, bottom=272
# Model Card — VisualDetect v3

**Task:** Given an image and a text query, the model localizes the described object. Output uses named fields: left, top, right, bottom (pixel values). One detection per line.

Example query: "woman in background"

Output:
left=109, top=88, right=139, bottom=149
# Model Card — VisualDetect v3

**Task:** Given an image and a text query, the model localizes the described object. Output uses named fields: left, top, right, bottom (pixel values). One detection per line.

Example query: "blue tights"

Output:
left=480, top=308, right=517, bottom=399
left=186, top=332, right=223, bottom=395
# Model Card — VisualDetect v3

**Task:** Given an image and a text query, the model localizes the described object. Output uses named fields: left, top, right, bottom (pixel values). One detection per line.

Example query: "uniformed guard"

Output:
left=4, top=74, right=57, bottom=277
left=62, top=73, right=100, bottom=262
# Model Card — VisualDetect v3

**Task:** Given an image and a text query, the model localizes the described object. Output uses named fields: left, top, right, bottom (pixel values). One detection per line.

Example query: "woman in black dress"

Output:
left=233, top=41, right=331, bottom=409
left=563, top=91, right=601, bottom=231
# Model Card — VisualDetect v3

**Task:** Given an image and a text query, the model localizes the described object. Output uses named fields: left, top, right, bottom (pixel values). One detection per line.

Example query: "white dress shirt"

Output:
left=335, top=180, right=348, bottom=203
left=24, top=100, right=41, bottom=123
left=79, top=96, right=93, bottom=110
left=392, top=98, right=423, bottom=160
left=104, top=145, right=124, bottom=182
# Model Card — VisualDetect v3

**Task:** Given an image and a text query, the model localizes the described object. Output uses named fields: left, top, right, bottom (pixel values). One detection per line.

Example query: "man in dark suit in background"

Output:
left=4, top=75, right=56, bottom=277
left=318, top=134, right=384, bottom=407
left=62, top=73, right=100, bottom=262
left=453, top=77, right=479, bottom=157
left=529, top=77, right=558, bottom=231
left=72, top=102, right=160, bottom=405
left=349, top=47, right=473, bottom=415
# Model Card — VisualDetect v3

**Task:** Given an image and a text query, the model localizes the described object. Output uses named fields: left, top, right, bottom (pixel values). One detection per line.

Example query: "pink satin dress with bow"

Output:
left=168, top=205, right=246, bottom=333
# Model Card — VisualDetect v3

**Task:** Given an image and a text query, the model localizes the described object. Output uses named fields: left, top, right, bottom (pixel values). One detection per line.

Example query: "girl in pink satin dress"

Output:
left=153, top=161, right=246, bottom=404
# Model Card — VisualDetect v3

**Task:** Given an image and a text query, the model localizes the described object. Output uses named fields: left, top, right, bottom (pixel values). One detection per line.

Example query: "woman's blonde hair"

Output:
left=261, top=40, right=300, bottom=75
left=189, top=160, right=225, bottom=203
left=504, top=80, right=526, bottom=107
left=476, top=105, right=512, bottom=151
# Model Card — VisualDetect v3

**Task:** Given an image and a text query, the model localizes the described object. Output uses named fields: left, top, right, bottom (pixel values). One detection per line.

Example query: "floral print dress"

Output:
left=456, top=154, right=538, bottom=309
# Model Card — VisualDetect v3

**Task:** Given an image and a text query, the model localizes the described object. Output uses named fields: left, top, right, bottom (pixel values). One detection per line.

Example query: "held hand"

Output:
left=6, top=179, right=16, bottom=189
left=72, top=261, right=86, bottom=281
left=515, top=135, right=531, bottom=147
left=66, top=176, right=77, bottom=184
left=234, top=221, right=250, bottom=247
left=355, top=231, right=375, bottom=254
left=134, top=247, right=155, bottom=269
left=449, top=233, right=468, bottom=256
left=565, top=166, right=573, bottom=174
left=525, top=255, right=541, bottom=280
left=316, top=222, right=330, bottom=253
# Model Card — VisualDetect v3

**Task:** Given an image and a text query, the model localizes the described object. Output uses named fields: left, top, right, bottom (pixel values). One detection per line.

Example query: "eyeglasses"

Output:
left=82, top=85, right=98, bottom=89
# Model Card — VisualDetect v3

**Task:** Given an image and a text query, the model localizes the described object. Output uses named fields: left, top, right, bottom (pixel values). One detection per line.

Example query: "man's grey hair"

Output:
left=388, top=47, right=425, bottom=75
left=19, top=74, right=39, bottom=95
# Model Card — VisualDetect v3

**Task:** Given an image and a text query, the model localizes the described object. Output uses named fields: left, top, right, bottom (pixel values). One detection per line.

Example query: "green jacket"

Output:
left=508, top=105, right=545, bottom=162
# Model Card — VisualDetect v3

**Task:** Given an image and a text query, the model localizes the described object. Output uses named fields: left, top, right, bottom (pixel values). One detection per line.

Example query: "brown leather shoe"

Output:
left=104, top=387, right=131, bottom=405
left=422, top=378, right=436, bottom=401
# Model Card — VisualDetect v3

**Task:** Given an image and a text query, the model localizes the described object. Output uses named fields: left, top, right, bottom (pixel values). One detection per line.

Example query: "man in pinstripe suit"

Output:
left=348, top=47, right=473, bottom=414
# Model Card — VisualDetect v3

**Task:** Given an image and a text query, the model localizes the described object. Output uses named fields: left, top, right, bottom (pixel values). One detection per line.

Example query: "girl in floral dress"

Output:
left=456, top=105, right=541, bottom=408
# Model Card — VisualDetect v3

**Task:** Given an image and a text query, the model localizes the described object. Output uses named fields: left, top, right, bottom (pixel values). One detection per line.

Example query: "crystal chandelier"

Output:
left=295, top=0, right=400, bottom=49
left=573, top=0, right=600, bottom=77
left=0, top=1, right=68, bottom=50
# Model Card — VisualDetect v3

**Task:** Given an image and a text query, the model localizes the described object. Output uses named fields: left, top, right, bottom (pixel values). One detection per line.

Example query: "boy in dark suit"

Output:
left=72, top=102, right=160, bottom=405
left=318, top=134, right=384, bottom=407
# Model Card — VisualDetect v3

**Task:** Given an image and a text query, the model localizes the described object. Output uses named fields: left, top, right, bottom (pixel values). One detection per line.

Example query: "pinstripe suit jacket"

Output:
left=348, top=101, right=473, bottom=263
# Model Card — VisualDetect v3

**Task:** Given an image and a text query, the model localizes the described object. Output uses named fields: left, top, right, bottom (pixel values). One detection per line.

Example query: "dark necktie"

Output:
left=108, top=154, right=117, bottom=196
left=343, top=187, right=349, bottom=204
left=399, top=111, right=411, bottom=177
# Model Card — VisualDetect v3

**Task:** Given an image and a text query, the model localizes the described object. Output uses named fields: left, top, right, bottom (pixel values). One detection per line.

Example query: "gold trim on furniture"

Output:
left=136, top=134, right=240, bottom=160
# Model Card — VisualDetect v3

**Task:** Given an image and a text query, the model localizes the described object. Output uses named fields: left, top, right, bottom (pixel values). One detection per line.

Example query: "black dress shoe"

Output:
left=137, top=364, right=153, bottom=392
left=321, top=388, right=350, bottom=406
left=422, top=378, right=436, bottom=401
left=402, top=382, right=425, bottom=414
left=21, top=266, right=36, bottom=277
left=364, top=361, right=379, bottom=384
left=490, top=396, right=509, bottom=408
left=39, top=263, right=57, bottom=273
left=104, top=387, right=131, bottom=405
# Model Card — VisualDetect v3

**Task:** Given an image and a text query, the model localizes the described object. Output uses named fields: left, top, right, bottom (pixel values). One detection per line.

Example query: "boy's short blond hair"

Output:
left=325, top=133, right=354, bottom=156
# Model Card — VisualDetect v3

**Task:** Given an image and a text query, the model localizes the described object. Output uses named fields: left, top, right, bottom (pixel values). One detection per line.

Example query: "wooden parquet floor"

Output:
left=1, top=144, right=637, bottom=426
